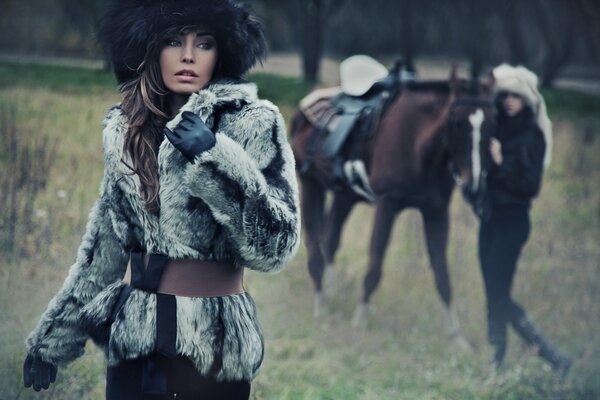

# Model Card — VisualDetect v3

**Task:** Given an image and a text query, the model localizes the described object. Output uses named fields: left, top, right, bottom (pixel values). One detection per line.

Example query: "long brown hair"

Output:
left=120, top=26, right=220, bottom=214
left=119, top=35, right=172, bottom=214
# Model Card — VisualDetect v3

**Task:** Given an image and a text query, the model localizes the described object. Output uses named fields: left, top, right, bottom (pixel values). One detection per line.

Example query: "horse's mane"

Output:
left=405, top=79, right=488, bottom=97
left=405, top=80, right=450, bottom=93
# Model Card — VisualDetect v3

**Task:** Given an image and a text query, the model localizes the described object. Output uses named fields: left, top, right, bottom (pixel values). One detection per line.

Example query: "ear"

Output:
left=484, top=70, right=495, bottom=90
left=449, top=64, right=458, bottom=84
left=448, top=63, right=459, bottom=97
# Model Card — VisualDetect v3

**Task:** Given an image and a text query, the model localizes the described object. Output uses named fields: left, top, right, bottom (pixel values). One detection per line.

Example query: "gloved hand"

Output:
left=164, top=111, right=216, bottom=162
left=23, top=353, right=57, bottom=391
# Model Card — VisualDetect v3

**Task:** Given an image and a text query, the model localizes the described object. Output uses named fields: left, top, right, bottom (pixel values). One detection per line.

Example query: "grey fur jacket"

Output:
left=25, top=79, right=301, bottom=382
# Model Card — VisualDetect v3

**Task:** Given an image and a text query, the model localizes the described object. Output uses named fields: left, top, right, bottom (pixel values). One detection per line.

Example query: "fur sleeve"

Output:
left=25, top=176, right=128, bottom=366
left=25, top=110, right=129, bottom=366
left=184, top=102, right=300, bottom=272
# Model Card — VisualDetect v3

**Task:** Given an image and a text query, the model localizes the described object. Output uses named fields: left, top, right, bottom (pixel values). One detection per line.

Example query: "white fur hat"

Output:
left=492, top=64, right=553, bottom=168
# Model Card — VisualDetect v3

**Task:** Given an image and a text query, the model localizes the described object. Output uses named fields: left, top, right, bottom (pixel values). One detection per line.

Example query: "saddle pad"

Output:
left=299, top=86, right=342, bottom=127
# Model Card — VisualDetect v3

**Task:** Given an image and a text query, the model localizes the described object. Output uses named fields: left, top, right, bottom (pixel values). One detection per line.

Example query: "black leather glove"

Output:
left=164, top=111, right=216, bottom=162
left=23, top=353, right=57, bottom=392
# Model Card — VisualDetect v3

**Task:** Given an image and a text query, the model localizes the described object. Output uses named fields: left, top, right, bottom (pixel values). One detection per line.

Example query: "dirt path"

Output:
left=2, top=51, right=599, bottom=95
left=253, top=52, right=600, bottom=95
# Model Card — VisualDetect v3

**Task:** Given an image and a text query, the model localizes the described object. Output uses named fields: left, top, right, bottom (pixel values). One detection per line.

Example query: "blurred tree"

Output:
left=458, top=0, right=493, bottom=80
left=579, top=0, right=600, bottom=63
left=391, top=0, right=428, bottom=73
left=260, top=0, right=346, bottom=82
left=496, top=0, right=530, bottom=66
left=55, top=0, right=109, bottom=67
left=535, top=0, right=575, bottom=87
left=1, top=0, right=597, bottom=85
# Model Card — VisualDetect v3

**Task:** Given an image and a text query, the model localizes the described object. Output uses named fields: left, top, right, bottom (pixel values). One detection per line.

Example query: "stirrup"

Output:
left=343, top=160, right=376, bottom=203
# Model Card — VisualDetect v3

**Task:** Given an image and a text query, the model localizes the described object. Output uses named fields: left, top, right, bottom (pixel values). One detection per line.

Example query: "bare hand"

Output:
left=490, top=138, right=503, bottom=166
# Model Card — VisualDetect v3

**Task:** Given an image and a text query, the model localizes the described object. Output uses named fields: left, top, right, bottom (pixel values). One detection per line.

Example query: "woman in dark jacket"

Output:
left=22, top=1, right=300, bottom=398
left=481, top=64, right=571, bottom=374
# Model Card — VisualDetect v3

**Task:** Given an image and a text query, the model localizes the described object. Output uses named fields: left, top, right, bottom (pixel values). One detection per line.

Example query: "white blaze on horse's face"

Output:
left=468, top=109, right=484, bottom=193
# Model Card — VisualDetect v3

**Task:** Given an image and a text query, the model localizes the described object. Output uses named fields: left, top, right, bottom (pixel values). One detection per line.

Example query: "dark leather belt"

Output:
left=122, top=253, right=245, bottom=297
left=113, top=251, right=242, bottom=395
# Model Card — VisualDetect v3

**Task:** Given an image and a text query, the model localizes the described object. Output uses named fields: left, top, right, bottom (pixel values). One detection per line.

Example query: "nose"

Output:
left=181, top=42, right=195, bottom=64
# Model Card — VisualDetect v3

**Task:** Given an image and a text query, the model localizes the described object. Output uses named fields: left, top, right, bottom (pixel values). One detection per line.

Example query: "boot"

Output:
left=488, top=318, right=507, bottom=371
left=512, top=314, right=573, bottom=377
left=489, top=341, right=507, bottom=372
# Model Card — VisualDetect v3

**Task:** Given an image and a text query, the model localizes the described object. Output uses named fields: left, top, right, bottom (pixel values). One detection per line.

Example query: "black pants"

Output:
left=106, top=353, right=251, bottom=400
left=479, top=205, right=530, bottom=355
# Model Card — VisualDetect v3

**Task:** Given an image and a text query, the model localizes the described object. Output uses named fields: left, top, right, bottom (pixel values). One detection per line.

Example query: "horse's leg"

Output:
left=321, top=192, right=358, bottom=296
left=421, top=205, right=472, bottom=351
left=300, top=175, right=328, bottom=317
left=352, top=196, right=398, bottom=327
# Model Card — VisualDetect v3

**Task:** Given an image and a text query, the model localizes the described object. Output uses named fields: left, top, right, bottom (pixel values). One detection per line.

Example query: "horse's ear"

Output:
left=448, top=64, right=459, bottom=94
left=484, top=70, right=495, bottom=90
left=449, top=64, right=458, bottom=83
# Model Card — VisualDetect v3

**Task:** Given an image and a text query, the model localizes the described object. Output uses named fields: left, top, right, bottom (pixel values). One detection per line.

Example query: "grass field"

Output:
left=0, top=62, right=599, bottom=399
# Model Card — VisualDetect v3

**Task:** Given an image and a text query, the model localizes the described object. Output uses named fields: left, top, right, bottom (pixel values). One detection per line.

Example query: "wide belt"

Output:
left=113, top=251, right=243, bottom=395
left=122, top=252, right=245, bottom=297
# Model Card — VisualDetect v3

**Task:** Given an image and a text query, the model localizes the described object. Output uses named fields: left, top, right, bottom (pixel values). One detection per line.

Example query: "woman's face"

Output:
left=159, top=31, right=218, bottom=95
left=502, top=93, right=525, bottom=117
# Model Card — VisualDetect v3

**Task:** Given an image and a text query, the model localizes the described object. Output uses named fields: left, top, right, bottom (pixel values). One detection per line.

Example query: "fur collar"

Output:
left=103, top=78, right=259, bottom=176
left=166, top=78, right=258, bottom=129
left=105, top=78, right=258, bottom=130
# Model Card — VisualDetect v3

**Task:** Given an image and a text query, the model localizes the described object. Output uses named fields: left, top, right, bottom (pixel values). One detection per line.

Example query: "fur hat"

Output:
left=492, top=64, right=553, bottom=168
left=98, top=0, right=267, bottom=84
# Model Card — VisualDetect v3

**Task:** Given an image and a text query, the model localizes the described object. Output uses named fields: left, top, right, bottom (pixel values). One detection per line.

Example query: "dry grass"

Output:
left=0, top=71, right=598, bottom=399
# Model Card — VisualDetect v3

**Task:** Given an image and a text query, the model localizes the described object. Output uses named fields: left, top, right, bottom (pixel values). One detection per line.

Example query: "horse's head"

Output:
left=446, top=78, right=496, bottom=216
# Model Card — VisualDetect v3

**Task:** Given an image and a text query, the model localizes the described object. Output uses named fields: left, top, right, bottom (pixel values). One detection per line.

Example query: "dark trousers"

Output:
left=479, top=205, right=530, bottom=358
left=106, top=353, right=251, bottom=400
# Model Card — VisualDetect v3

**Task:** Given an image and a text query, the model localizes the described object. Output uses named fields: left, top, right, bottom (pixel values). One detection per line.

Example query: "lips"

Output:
left=175, top=69, right=199, bottom=77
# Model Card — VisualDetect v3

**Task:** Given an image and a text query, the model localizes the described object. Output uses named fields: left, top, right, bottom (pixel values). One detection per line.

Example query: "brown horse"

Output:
left=291, top=71, right=495, bottom=347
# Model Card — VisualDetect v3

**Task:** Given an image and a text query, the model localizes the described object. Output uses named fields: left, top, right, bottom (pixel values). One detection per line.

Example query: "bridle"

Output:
left=447, top=96, right=495, bottom=218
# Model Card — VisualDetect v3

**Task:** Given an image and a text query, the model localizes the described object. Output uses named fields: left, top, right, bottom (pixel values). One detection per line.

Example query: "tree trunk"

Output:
left=300, top=0, right=326, bottom=83
left=463, top=0, right=489, bottom=81
left=395, top=0, right=426, bottom=75
left=496, top=0, right=529, bottom=65
left=535, top=0, right=575, bottom=87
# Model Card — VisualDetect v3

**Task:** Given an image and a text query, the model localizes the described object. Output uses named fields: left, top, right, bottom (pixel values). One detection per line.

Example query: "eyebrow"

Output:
left=195, top=32, right=215, bottom=38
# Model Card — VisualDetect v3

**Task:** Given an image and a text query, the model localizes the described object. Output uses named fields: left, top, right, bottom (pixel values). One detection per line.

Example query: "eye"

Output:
left=196, top=38, right=215, bottom=50
left=165, top=38, right=182, bottom=47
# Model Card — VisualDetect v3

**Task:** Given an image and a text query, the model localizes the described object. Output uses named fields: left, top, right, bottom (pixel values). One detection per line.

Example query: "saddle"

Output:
left=299, top=56, right=404, bottom=202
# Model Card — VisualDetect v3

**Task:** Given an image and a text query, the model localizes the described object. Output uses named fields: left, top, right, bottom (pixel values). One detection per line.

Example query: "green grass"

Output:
left=1, top=62, right=599, bottom=399
left=542, top=88, right=600, bottom=118
left=0, top=62, right=313, bottom=110
left=0, top=62, right=117, bottom=94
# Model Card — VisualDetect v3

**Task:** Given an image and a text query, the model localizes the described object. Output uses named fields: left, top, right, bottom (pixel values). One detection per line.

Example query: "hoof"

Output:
left=452, top=333, right=473, bottom=353
left=442, top=306, right=471, bottom=352
left=322, top=264, right=337, bottom=298
left=352, top=303, right=370, bottom=328
left=314, top=292, right=324, bottom=318
left=551, top=354, right=573, bottom=384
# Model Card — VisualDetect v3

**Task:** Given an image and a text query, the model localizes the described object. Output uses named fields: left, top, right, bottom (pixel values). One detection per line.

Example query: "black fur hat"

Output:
left=98, top=0, right=267, bottom=84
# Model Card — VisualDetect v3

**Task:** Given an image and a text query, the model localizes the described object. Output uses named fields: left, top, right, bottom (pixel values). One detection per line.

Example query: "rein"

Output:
left=450, top=97, right=494, bottom=110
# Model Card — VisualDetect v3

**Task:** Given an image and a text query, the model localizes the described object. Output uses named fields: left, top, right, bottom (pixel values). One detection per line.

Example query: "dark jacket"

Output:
left=487, top=107, right=546, bottom=209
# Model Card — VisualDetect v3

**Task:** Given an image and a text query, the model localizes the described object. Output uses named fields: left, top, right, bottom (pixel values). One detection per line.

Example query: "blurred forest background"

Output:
left=1, top=1, right=599, bottom=399
left=1, top=0, right=599, bottom=84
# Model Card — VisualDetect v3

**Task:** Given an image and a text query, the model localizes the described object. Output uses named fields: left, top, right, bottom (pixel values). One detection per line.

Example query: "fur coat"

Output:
left=25, top=78, right=301, bottom=382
